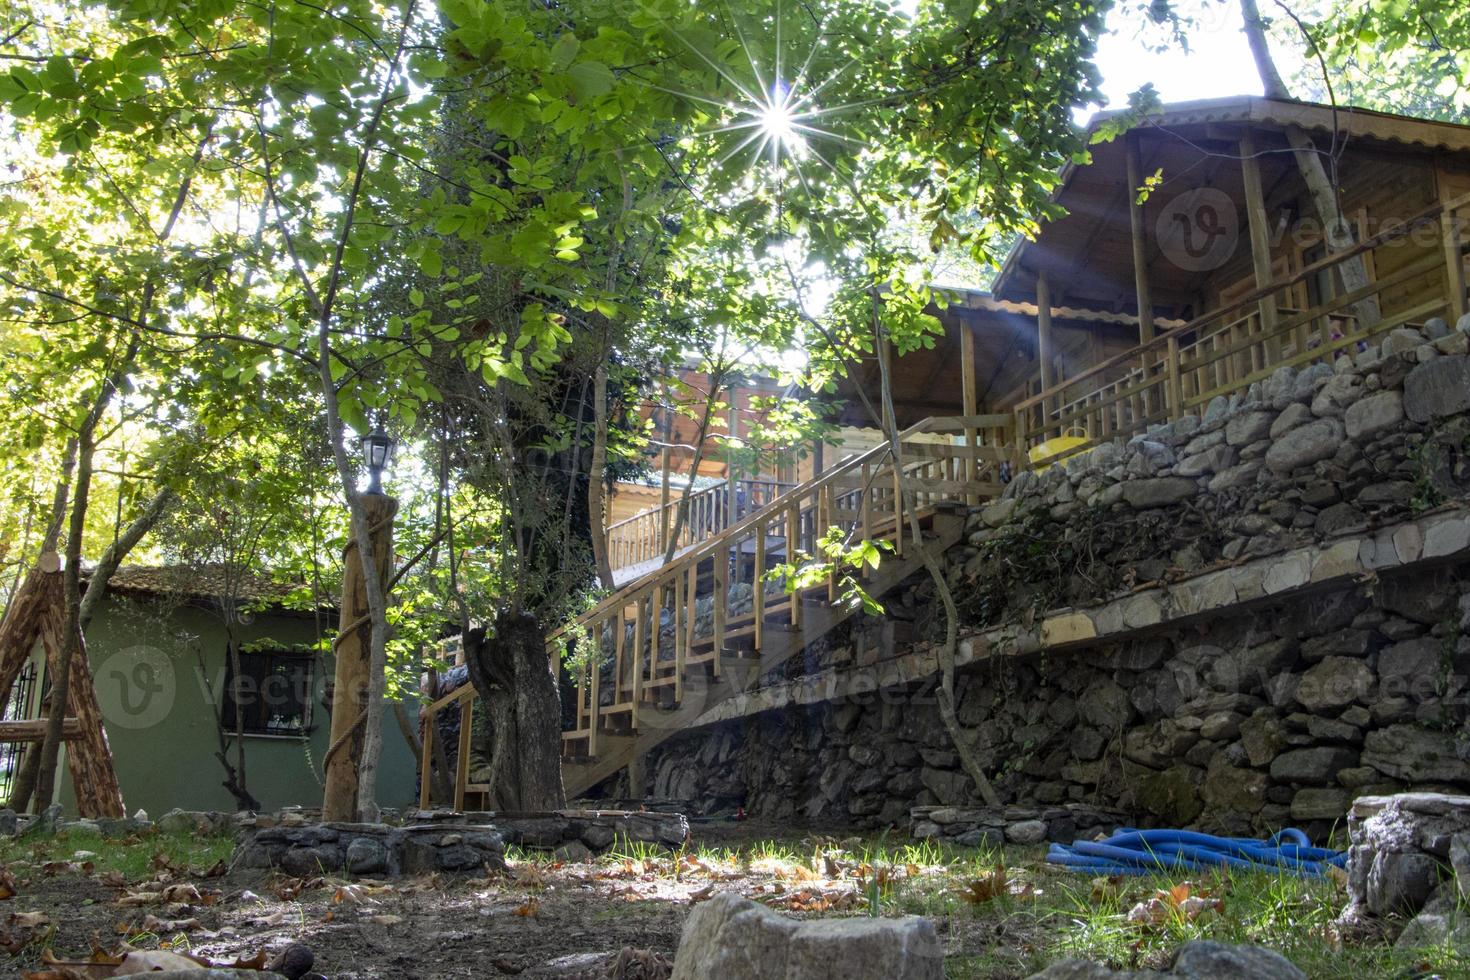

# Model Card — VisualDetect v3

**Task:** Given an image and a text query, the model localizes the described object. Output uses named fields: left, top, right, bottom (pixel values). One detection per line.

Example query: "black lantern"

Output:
left=360, top=427, right=394, bottom=495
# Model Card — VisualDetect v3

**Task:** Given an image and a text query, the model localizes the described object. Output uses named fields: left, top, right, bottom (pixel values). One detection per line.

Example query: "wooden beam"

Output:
left=1036, top=271, right=1056, bottom=426
left=1238, top=130, right=1281, bottom=346
left=0, top=718, right=82, bottom=743
left=960, top=321, right=978, bottom=495
left=1124, top=134, right=1156, bottom=343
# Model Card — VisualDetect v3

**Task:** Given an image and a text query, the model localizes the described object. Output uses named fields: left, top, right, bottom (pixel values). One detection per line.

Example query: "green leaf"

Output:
left=567, top=61, right=615, bottom=99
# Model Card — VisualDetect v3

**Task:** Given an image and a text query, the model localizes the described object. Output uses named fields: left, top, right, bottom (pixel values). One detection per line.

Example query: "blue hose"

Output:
left=1046, top=828, right=1346, bottom=877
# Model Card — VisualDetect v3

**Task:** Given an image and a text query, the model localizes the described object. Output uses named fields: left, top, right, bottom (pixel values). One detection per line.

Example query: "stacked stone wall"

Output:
left=632, top=318, right=1470, bottom=836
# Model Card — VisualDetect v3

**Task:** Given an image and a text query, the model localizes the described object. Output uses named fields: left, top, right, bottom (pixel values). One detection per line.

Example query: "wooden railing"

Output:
left=1017, top=192, right=1470, bottom=466
left=414, top=413, right=1014, bottom=807
left=551, top=414, right=1013, bottom=756
left=606, top=478, right=797, bottom=572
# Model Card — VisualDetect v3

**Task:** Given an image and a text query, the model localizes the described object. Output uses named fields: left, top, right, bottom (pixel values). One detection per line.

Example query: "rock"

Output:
left=1361, top=725, right=1470, bottom=783
left=1403, top=356, right=1470, bottom=423
left=1201, top=757, right=1268, bottom=813
left=1239, top=712, right=1287, bottom=768
left=1167, top=941, right=1306, bottom=979
left=0, top=809, right=16, bottom=836
left=1175, top=445, right=1235, bottom=477
left=554, top=840, right=593, bottom=863
left=1310, top=374, right=1361, bottom=418
left=1225, top=411, right=1275, bottom=446
left=1120, top=477, right=1197, bottom=510
left=1268, top=747, right=1359, bottom=785
left=670, top=892, right=943, bottom=980
left=1269, top=402, right=1313, bottom=439
left=1295, top=657, right=1373, bottom=713
left=1382, top=328, right=1426, bottom=357
left=1005, top=819, right=1047, bottom=845
left=1395, top=887, right=1470, bottom=948
left=1078, top=681, right=1132, bottom=733
left=1265, top=418, right=1345, bottom=475
left=1136, top=765, right=1203, bottom=824
left=344, top=837, right=387, bottom=875
left=1344, top=390, right=1404, bottom=439
left=267, top=944, right=316, bottom=980
left=1025, top=941, right=1305, bottom=979
left=1290, top=787, right=1350, bottom=821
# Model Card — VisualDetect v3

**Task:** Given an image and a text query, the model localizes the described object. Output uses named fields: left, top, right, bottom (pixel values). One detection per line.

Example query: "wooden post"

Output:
left=1443, top=210, right=1467, bottom=322
left=454, top=697, right=471, bottom=812
left=753, top=519, right=766, bottom=652
left=960, top=321, right=978, bottom=499
left=1239, top=131, right=1282, bottom=356
left=323, top=493, right=397, bottom=822
left=418, top=706, right=434, bottom=810
left=658, top=384, right=673, bottom=556
left=1165, top=335, right=1184, bottom=419
left=1124, top=134, right=1156, bottom=344
left=1036, top=271, right=1056, bottom=436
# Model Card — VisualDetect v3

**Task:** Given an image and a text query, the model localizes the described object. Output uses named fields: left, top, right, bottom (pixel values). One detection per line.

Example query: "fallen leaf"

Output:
left=513, top=897, right=540, bottom=917
left=368, top=914, right=404, bottom=925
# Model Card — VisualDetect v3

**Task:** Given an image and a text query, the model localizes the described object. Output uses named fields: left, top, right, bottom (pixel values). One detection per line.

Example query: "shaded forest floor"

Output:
left=0, top=820, right=1463, bottom=978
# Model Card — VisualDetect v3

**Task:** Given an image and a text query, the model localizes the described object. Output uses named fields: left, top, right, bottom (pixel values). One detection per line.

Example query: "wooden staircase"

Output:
left=417, top=414, right=1017, bottom=810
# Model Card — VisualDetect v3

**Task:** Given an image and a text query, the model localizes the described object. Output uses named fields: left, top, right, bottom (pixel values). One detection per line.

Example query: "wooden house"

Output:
left=420, top=96, right=1470, bottom=806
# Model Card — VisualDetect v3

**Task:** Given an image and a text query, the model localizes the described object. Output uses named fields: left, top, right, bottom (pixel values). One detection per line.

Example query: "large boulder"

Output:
left=1264, top=418, right=1344, bottom=474
left=670, top=892, right=943, bottom=979
left=1024, top=941, right=1305, bottom=978
left=1403, top=356, right=1470, bottom=423
left=1344, top=390, right=1404, bottom=440
left=1120, top=477, right=1197, bottom=510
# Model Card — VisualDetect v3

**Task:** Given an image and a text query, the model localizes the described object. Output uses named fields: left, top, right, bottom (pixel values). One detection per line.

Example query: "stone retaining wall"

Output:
left=1340, top=792, right=1470, bottom=945
left=235, top=822, right=508, bottom=876
left=625, top=319, right=1470, bottom=838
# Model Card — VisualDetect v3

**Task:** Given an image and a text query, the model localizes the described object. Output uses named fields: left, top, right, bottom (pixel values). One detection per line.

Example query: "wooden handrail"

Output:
left=1014, top=196, right=1458, bottom=414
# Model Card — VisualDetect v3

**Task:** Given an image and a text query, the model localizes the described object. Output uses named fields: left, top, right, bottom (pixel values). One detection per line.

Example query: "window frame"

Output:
left=220, top=646, right=316, bottom=737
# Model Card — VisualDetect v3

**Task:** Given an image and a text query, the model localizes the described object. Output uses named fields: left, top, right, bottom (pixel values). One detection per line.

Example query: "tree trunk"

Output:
left=462, top=612, right=564, bottom=811
left=322, top=493, right=397, bottom=821
left=588, top=364, right=615, bottom=589
left=1239, top=0, right=1380, bottom=325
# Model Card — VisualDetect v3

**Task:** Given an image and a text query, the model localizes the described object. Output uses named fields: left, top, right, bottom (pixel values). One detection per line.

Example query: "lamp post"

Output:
left=323, top=426, right=399, bottom=821
left=361, top=427, right=394, bottom=495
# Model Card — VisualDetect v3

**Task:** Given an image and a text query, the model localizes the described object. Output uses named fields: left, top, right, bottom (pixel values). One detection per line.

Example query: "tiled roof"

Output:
left=86, top=564, right=336, bottom=611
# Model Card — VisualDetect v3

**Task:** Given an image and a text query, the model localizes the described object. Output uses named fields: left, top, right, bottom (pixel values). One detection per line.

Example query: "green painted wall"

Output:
left=49, top=596, right=418, bottom=818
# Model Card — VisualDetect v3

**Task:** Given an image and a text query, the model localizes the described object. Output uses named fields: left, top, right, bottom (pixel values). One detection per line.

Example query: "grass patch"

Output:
left=0, top=826, right=236, bottom=881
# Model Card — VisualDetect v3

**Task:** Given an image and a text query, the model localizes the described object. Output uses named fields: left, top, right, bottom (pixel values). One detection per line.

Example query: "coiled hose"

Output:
left=1046, top=828, right=1346, bottom=877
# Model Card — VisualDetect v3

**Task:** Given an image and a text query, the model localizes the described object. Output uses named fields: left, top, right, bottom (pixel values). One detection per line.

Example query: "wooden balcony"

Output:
left=1016, top=191, right=1470, bottom=468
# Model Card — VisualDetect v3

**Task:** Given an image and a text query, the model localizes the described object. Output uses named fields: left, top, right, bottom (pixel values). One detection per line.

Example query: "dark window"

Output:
left=0, top=662, right=37, bottom=800
left=222, top=649, right=314, bottom=735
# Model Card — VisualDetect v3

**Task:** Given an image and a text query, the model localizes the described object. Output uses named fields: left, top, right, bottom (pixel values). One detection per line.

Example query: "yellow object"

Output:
left=1028, top=431, right=1090, bottom=472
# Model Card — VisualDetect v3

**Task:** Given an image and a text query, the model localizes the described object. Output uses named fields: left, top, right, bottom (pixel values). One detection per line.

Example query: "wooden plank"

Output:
left=748, top=521, right=764, bottom=652
left=674, top=568, right=686, bottom=704
left=587, top=619, right=599, bottom=757
left=1239, top=130, right=1281, bottom=356
left=786, top=503, right=802, bottom=628
left=1445, top=210, right=1468, bottom=321
left=454, top=697, right=472, bottom=812
left=418, top=707, right=434, bottom=810
left=712, top=554, right=726, bottom=676
left=631, top=596, right=645, bottom=731
left=918, top=414, right=1014, bottom=432
left=1124, top=134, right=1155, bottom=343
left=960, top=323, right=978, bottom=497
left=1037, top=270, right=1056, bottom=424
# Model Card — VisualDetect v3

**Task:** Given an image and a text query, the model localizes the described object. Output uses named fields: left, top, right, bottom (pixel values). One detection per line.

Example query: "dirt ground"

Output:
left=0, top=820, right=1043, bottom=979
left=0, top=819, right=1461, bottom=979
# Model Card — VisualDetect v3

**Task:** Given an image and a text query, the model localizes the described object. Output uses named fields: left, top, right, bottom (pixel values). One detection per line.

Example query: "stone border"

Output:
left=911, top=803, right=1126, bottom=847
